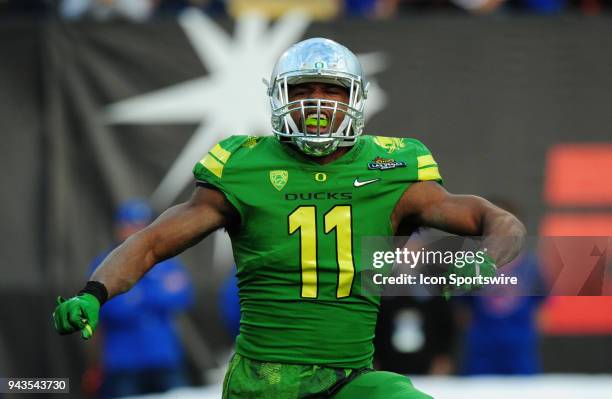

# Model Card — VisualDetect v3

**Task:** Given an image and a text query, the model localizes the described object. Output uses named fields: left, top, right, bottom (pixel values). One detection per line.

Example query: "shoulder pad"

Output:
left=194, top=135, right=262, bottom=180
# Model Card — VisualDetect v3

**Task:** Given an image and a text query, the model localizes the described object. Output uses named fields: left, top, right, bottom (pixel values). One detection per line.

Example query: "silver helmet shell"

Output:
left=267, top=38, right=368, bottom=157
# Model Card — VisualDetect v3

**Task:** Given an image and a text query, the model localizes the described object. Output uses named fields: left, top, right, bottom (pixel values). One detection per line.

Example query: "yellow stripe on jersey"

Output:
left=417, top=154, right=437, bottom=169
left=418, top=166, right=441, bottom=181
left=200, top=154, right=224, bottom=178
left=210, top=144, right=231, bottom=164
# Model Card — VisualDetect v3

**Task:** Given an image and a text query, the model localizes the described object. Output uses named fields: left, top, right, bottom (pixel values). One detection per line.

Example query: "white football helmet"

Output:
left=267, top=38, right=369, bottom=157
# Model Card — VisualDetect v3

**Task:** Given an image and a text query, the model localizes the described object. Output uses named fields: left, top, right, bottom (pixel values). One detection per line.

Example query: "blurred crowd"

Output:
left=1, top=0, right=611, bottom=20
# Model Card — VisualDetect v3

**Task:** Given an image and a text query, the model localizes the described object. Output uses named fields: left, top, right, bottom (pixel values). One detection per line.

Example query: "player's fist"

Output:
left=53, top=293, right=100, bottom=340
left=442, top=252, right=497, bottom=299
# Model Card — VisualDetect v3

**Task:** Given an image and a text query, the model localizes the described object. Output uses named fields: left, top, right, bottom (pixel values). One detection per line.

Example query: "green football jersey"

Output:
left=193, top=135, right=442, bottom=368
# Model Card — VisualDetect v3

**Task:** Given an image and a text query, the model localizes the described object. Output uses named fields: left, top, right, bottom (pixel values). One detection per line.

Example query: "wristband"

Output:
left=78, top=281, right=108, bottom=305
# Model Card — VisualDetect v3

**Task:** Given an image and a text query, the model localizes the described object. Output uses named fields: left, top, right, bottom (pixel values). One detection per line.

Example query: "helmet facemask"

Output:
left=269, top=71, right=367, bottom=157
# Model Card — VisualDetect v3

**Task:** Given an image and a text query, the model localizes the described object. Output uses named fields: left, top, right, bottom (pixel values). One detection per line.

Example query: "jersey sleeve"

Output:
left=405, top=138, right=443, bottom=184
left=192, top=135, right=252, bottom=217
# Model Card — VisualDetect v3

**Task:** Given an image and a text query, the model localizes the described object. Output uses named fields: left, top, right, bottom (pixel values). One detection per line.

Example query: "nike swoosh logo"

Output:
left=353, top=178, right=380, bottom=187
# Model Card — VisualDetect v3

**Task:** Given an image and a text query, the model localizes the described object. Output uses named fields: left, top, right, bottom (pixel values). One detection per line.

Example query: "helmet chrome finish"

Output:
left=267, top=38, right=368, bottom=157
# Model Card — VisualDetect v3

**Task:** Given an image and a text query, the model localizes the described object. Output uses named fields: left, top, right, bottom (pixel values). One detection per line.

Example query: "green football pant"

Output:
left=222, top=353, right=432, bottom=399
left=332, top=370, right=432, bottom=399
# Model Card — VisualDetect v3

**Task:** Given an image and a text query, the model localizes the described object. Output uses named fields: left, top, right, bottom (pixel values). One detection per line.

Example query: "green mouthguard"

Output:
left=305, top=117, right=328, bottom=128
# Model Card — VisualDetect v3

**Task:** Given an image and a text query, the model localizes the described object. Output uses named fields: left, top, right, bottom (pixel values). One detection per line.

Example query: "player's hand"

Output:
left=52, top=294, right=100, bottom=340
left=442, top=253, right=497, bottom=300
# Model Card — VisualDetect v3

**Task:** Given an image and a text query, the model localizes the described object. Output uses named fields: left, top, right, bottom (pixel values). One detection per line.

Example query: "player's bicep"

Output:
left=397, top=181, right=483, bottom=236
left=143, top=186, right=235, bottom=262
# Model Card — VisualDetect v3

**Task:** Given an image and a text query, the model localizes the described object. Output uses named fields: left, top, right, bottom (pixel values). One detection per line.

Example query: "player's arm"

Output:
left=90, top=186, right=236, bottom=298
left=53, top=186, right=238, bottom=339
left=393, top=181, right=526, bottom=267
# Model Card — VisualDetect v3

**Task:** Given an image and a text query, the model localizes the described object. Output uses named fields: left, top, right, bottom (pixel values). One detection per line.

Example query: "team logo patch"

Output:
left=270, top=170, right=288, bottom=191
left=242, top=136, right=261, bottom=149
left=368, top=157, right=406, bottom=171
left=373, top=137, right=406, bottom=154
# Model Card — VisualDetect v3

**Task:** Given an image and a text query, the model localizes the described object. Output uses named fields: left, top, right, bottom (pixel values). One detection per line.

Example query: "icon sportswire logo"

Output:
left=353, top=178, right=380, bottom=187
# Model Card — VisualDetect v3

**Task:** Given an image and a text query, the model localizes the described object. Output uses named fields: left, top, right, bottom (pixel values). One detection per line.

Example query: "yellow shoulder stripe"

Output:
left=417, top=154, right=437, bottom=169
left=198, top=143, right=233, bottom=178
left=210, top=144, right=231, bottom=163
left=418, top=166, right=441, bottom=181
left=200, top=154, right=224, bottom=178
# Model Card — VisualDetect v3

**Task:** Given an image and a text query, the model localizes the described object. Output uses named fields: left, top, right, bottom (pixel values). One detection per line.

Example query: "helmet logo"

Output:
left=270, top=170, right=289, bottom=191
left=314, top=61, right=326, bottom=69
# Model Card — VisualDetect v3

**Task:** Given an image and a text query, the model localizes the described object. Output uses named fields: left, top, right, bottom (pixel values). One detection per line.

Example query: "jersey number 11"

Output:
left=288, top=205, right=355, bottom=299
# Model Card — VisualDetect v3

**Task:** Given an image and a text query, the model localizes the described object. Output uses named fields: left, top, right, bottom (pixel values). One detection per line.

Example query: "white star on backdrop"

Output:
left=105, top=8, right=388, bottom=208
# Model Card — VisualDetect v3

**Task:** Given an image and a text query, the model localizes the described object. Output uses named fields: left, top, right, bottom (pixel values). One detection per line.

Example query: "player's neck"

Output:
left=306, top=147, right=351, bottom=165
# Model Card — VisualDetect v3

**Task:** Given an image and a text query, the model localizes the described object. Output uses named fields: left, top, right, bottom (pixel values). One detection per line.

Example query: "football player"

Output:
left=54, top=38, right=526, bottom=398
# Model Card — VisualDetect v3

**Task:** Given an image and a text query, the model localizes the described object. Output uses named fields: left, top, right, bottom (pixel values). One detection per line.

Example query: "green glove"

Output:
left=442, top=252, right=497, bottom=300
left=53, top=293, right=100, bottom=340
